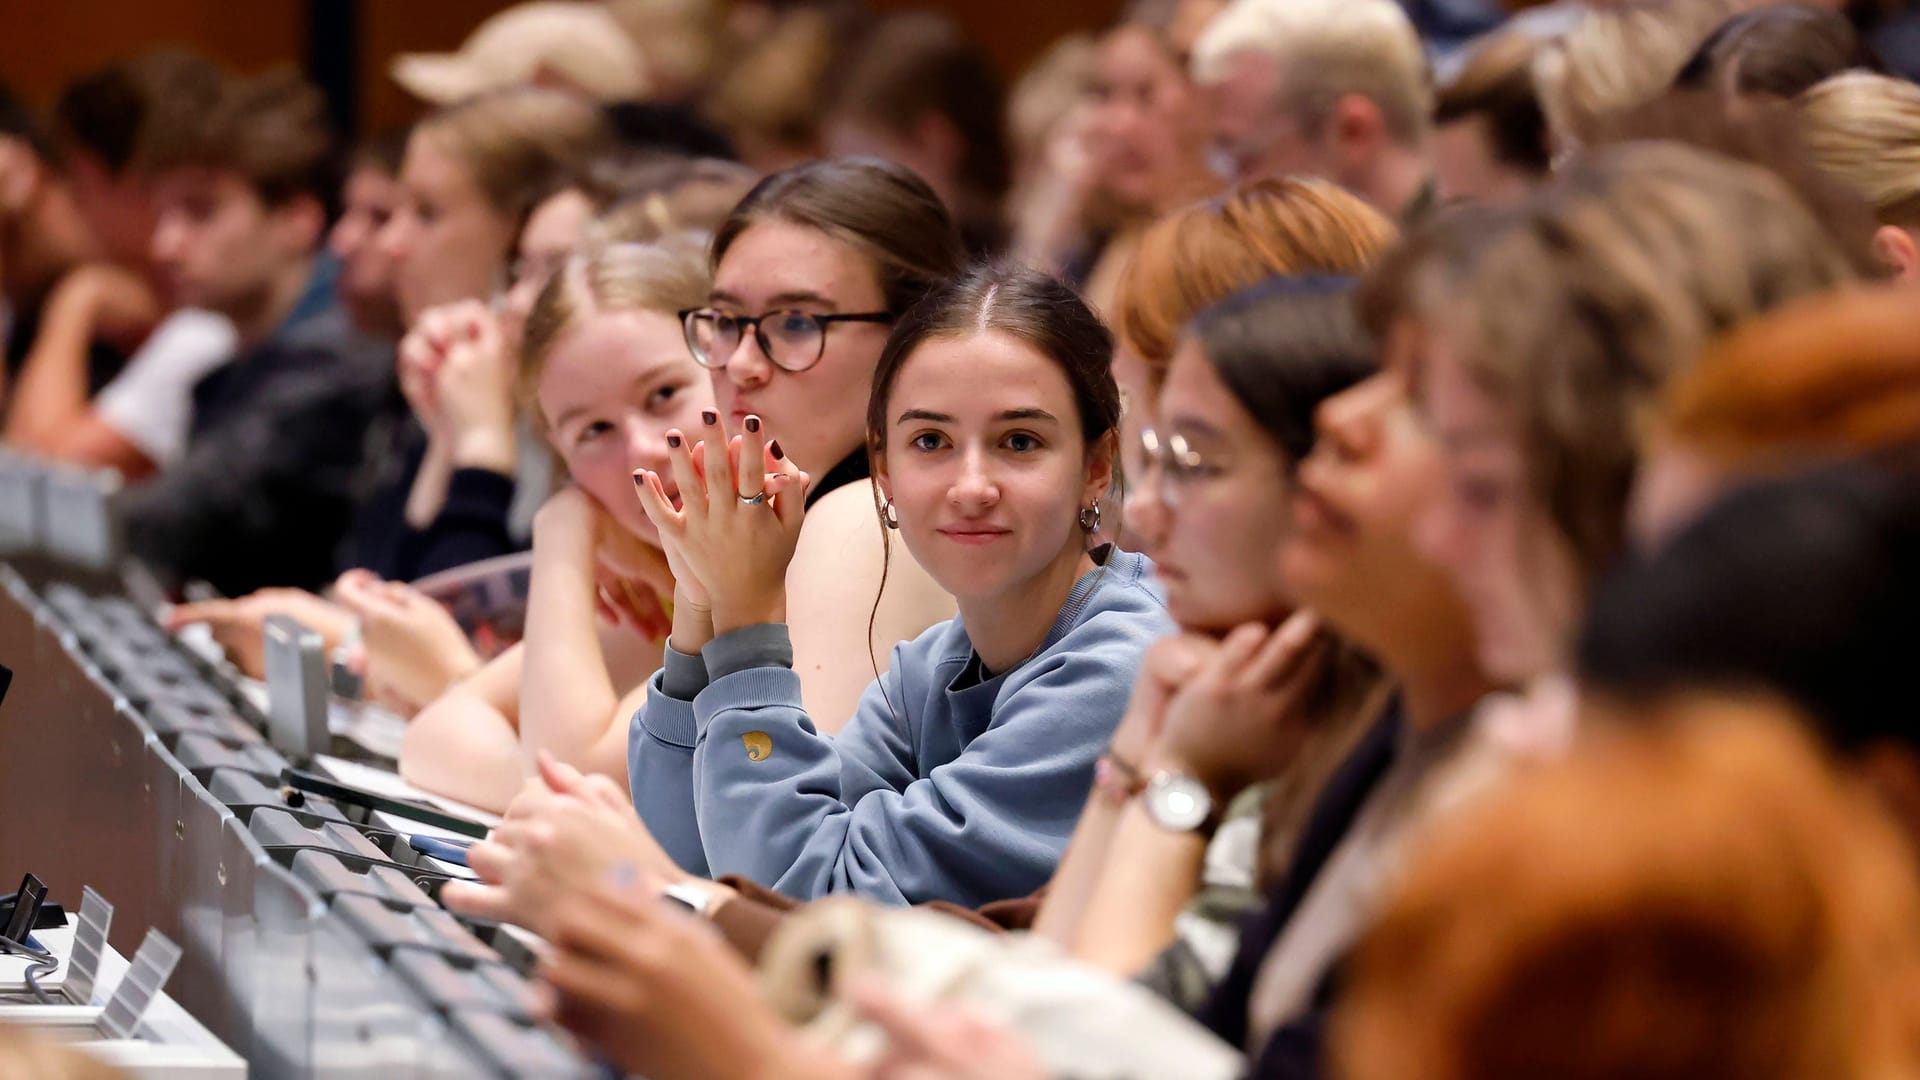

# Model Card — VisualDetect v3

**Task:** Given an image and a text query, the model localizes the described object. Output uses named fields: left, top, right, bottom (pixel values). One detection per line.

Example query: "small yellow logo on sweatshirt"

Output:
left=741, top=731, right=773, bottom=761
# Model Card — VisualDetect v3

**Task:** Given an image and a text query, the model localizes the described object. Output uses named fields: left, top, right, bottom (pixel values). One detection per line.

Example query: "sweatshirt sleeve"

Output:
left=690, top=626, right=1136, bottom=907
left=628, top=647, right=714, bottom=878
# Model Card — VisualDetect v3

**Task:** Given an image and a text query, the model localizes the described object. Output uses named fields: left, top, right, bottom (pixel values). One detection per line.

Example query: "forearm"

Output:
left=1069, top=801, right=1208, bottom=977
left=518, top=531, right=623, bottom=766
left=1030, top=794, right=1127, bottom=947
left=399, top=690, right=529, bottom=813
left=404, top=438, right=457, bottom=529
left=4, top=299, right=97, bottom=449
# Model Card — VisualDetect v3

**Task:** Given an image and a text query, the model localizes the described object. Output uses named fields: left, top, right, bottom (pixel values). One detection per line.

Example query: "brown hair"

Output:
left=517, top=236, right=712, bottom=428
left=1336, top=700, right=1920, bottom=1080
left=1424, top=142, right=1857, bottom=580
left=1797, top=72, right=1920, bottom=230
left=1656, top=287, right=1920, bottom=474
left=415, top=85, right=611, bottom=227
left=51, top=47, right=223, bottom=176
left=1115, top=178, right=1396, bottom=388
left=1672, top=2, right=1878, bottom=100
left=825, top=13, right=1011, bottom=209
left=1434, top=32, right=1551, bottom=175
left=710, top=157, right=967, bottom=316
left=148, top=66, right=336, bottom=209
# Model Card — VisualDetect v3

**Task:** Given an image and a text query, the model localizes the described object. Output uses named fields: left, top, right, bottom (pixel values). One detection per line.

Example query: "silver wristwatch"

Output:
left=1143, top=771, right=1220, bottom=836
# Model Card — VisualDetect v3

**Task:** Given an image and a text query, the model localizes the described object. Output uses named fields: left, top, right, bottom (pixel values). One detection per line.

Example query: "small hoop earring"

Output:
left=1078, top=504, right=1102, bottom=533
left=882, top=500, right=900, bottom=530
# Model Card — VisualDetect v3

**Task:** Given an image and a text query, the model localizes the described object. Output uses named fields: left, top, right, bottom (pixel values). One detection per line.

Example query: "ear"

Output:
left=1327, top=93, right=1386, bottom=169
left=1871, top=224, right=1920, bottom=282
left=1082, top=429, right=1119, bottom=509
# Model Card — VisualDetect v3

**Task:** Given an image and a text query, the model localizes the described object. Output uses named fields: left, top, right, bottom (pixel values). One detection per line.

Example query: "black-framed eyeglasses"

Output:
left=679, top=307, right=895, bottom=373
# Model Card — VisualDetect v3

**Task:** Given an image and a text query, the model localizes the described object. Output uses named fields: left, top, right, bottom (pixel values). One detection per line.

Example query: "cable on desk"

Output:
left=0, top=931, right=58, bottom=1004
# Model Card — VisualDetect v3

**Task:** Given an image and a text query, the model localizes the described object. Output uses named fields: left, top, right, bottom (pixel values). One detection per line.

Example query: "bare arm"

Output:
left=39, top=414, right=156, bottom=478
left=783, top=482, right=954, bottom=734
left=400, top=643, right=529, bottom=813
left=4, top=266, right=156, bottom=450
left=516, top=489, right=666, bottom=770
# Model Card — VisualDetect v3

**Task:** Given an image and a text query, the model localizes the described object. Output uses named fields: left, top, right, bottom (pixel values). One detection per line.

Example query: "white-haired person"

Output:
left=1188, top=0, right=1436, bottom=222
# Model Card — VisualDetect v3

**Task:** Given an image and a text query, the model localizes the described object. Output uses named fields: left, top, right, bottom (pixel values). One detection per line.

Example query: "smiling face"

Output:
left=877, top=331, right=1111, bottom=603
left=1413, top=324, right=1583, bottom=684
left=536, top=308, right=715, bottom=541
left=379, top=132, right=517, bottom=323
left=705, top=219, right=896, bottom=474
left=1124, top=337, right=1297, bottom=633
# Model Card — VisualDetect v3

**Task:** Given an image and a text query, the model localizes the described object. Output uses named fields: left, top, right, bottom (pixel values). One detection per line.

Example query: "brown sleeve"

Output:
left=709, top=875, right=804, bottom=963
left=709, top=879, right=1049, bottom=960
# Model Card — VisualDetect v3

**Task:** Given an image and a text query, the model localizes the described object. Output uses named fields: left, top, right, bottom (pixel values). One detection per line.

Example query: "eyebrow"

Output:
left=709, top=288, right=840, bottom=310
left=1167, top=413, right=1227, bottom=440
left=551, top=358, right=686, bottom=430
left=896, top=407, right=1062, bottom=425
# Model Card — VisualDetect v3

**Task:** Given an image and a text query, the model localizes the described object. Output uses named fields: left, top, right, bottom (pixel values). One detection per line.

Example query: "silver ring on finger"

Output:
left=738, top=490, right=768, bottom=506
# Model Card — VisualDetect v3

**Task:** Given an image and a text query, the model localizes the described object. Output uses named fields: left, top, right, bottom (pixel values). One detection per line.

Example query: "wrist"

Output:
left=449, top=423, right=517, bottom=474
left=710, top=593, right=787, bottom=636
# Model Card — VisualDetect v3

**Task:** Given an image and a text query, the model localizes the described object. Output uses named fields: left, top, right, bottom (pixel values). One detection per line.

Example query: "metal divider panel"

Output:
left=176, top=772, right=236, bottom=1042
left=262, top=615, right=328, bottom=760
left=144, top=739, right=189, bottom=945
left=97, top=928, right=183, bottom=1040
left=250, top=860, right=324, bottom=1077
left=447, top=1011, right=589, bottom=1078
left=64, top=886, right=114, bottom=1006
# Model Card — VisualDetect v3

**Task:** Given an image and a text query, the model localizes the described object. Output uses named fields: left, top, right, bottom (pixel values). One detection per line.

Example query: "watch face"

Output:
left=1148, top=772, right=1213, bottom=833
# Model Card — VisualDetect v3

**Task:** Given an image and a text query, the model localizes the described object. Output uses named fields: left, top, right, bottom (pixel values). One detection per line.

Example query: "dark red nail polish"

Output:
left=745, top=415, right=761, bottom=433
left=701, top=410, right=717, bottom=426
left=666, top=433, right=682, bottom=448
left=769, top=440, right=785, bottom=460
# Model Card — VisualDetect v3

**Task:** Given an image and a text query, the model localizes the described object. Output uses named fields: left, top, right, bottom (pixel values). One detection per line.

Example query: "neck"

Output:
left=231, top=254, right=315, bottom=347
left=958, top=541, right=1099, bottom=675
left=1361, top=145, right=1429, bottom=220
left=1390, top=640, right=1491, bottom=734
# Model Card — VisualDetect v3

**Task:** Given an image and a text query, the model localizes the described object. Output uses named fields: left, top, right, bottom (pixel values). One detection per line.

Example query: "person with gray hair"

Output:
left=1189, top=0, right=1435, bottom=221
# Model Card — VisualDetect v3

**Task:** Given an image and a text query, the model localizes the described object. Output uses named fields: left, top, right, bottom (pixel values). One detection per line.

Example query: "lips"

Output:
left=937, top=526, right=1011, bottom=546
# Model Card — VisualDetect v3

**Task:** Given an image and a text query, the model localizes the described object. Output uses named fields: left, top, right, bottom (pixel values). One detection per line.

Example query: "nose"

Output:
left=328, top=214, right=361, bottom=261
left=719, top=330, right=772, bottom=390
left=1124, top=462, right=1169, bottom=556
left=376, top=208, right=413, bottom=263
left=947, top=445, right=1000, bottom=513
left=1314, top=375, right=1388, bottom=464
left=149, top=212, right=184, bottom=266
left=625, top=416, right=674, bottom=484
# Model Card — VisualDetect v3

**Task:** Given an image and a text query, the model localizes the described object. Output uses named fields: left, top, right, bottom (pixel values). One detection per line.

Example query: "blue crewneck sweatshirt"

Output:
left=630, top=547, right=1172, bottom=907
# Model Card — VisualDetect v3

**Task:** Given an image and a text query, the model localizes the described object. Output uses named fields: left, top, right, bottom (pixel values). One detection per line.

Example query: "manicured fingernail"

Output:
left=701, top=410, right=718, bottom=426
left=632, top=469, right=648, bottom=486
left=769, top=439, right=784, bottom=460
left=745, top=415, right=761, bottom=433
left=666, top=433, right=682, bottom=448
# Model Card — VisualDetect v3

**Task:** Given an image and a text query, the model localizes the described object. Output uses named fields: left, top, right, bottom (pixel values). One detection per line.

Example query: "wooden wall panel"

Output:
left=0, top=0, right=301, bottom=108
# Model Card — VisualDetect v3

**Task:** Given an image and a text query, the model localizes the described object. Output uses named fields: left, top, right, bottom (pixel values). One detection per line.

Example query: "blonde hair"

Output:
left=1798, top=72, right=1920, bottom=229
left=1422, top=142, right=1856, bottom=579
left=517, top=236, right=712, bottom=427
left=415, top=85, right=610, bottom=225
left=1533, top=0, right=1747, bottom=148
left=1190, top=0, right=1432, bottom=146
left=582, top=157, right=759, bottom=248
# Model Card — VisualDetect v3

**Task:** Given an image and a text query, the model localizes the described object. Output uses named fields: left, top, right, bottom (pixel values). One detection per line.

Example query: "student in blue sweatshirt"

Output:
left=629, top=262, right=1173, bottom=906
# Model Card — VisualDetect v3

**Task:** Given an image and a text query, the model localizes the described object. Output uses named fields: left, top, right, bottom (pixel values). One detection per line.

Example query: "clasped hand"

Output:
left=632, top=412, right=810, bottom=635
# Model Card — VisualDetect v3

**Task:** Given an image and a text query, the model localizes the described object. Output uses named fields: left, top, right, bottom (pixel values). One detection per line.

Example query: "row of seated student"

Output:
left=4, top=0, right=1920, bottom=1076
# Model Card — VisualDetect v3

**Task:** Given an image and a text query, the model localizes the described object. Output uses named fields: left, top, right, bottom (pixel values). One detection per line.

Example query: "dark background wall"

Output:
left=0, top=0, right=1121, bottom=137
